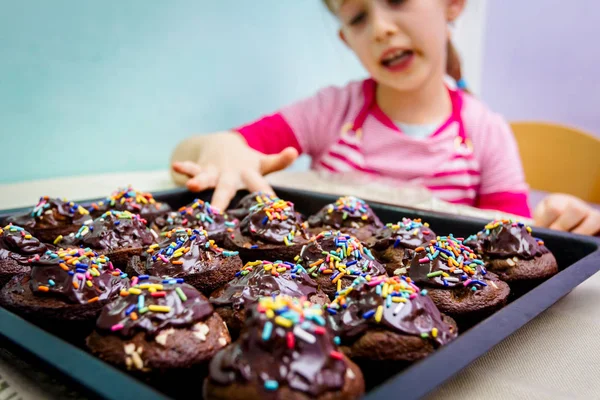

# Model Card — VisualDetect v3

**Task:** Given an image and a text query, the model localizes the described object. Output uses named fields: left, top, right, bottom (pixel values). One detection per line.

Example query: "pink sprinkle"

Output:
left=111, top=324, right=124, bottom=331
left=409, top=293, right=417, bottom=299
left=131, top=276, right=138, bottom=286
left=76, top=273, right=84, bottom=280
left=463, top=279, right=472, bottom=287
left=368, top=278, right=385, bottom=287
left=108, top=262, right=114, bottom=271
left=330, top=350, right=344, bottom=360
left=419, top=257, right=430, bottom=263
left=158, top=254, right=169, bottom=263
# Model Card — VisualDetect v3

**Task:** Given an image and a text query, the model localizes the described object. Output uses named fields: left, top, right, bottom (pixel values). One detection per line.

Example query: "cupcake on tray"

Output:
left=307, top=196, right=384, bottom=242
left=0, top=224, right=49, bottom=287
left=56, top=210, right=157, bottom=268
left=88, top=186, right=171, bottom=224
left=151, top=198, right=238, bottom=245
left=408, top=236, right=510, bottom=330
left=369, top=217, right=437, bottom=275
left=5, top=196, right=92, bottom=243
left=0, top=248, right=129, bottom=341
left=209, top=259, right=330, bottom=338
left=224, top=199, right=311, bottom=262
left=296, top=231, right=388, bottom=299
left=327, top=275, right=457, bottom=385
left=129, top=228, right=242, bottom=296
left=226, top=191, right=279, bottom=220
left=87, top=276, right=230, bottom=394
left=464, top=219, right=558, bottom=294
left=204, top=295, right=365, bottom=400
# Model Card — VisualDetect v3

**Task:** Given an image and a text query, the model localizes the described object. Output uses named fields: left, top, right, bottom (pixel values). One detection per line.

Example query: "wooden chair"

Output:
left=510, top=121, right=600, bottom=203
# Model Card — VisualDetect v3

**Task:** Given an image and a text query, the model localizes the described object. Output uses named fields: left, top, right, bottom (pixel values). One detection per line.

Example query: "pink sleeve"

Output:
left=235, top=84, right=353, bottom=158
left=466, top=98, right=531, bottom=217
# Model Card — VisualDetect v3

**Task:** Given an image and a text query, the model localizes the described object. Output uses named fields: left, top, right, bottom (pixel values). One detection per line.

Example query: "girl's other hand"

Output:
left=171, top=133, right=298, bottom=211
left=534, top=193, right=600, bottom=236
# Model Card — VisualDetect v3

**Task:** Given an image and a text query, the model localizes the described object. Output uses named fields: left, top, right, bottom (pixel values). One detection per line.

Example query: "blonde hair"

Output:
left=322, top=0, right=468, bottom=92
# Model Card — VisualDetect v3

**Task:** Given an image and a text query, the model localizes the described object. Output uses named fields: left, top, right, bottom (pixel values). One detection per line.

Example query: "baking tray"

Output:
left=1, top=187, right=599, bottom=400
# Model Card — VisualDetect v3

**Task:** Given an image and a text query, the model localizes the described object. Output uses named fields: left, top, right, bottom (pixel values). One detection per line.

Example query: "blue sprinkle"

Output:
left=75, top=268, right=87, bottom=273
left=334, top=336, right=341, bottom=345
left=261, top=216, right=269, bottom=225
left=235, top=271, right=241, bottom=277
left=48, top=279, right=55, bottom=286
left=421, top=289, right=428, bottom=296
left=75, top=263, right=88, bottom=268
left=190, top=235, right=197, bottom=241
left=176, top=278, right=184, bottom=283
left=68, top=271, right=74, bottom=276
left=114, top=221, right=120, bottom=226
left=327, top=308, right=337, bottom=315
left=262, top=321, right=273, bottom=341
left=125, top=304, right=136, bottom=315
left=393, top=238, right=401, bottom=248
left=138, top=275, right=149, bottom=280
left=346, top=260, right=357, bottom=266
left=120, top=273, right=128, bottom=279
left=291, top=273, right=297, bottom=279
left=363, top=309, right=376, bottom=319
left=264, top=380, right=279, bottom=391
left=251, top=245, right=259, bottom=249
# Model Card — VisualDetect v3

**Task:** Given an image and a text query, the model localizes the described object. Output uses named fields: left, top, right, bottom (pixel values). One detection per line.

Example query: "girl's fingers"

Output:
left=533, top=197, right=561, bottom=228
left=186, top=166, right=219, bottom=192
left=572, top=210, right=600, bottom=236
left=172, top=161, right=203, bottom=178
left=260, top=147, right=299, bottom=175
left=211, top=170, right=240, bottom=211
left=548, top=201, right=587, bottom=232
left=241, top=169, right=275, bottom=195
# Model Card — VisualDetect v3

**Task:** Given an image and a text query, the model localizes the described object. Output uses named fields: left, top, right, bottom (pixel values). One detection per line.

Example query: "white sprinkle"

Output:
left=293, top=326, right=316, bottom=344
left=506, top=258, right=516, bottom=266
left=131, top=352, right=144, bottom=370
left=125, top=356, right=133, bottom=369
left=445, top=277, right=460, bottom=283
left=346, top=368, right=356, bottom=380
left=155, top=328, right=175, bottom=346
left=193, top=322, right=210, bottom=341
left=218, top=337, right=228, bottom=347
left=491, top=281, right=498, bottom=289
left=393, top=302, right=405, bottom=316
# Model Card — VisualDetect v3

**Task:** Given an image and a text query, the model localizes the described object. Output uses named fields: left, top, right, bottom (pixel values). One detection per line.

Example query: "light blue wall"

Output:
left=0, top=1, right=365, bottom=183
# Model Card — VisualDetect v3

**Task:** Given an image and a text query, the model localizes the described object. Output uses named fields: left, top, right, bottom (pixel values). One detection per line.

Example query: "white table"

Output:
left=1, top=170, right=599, bottom=400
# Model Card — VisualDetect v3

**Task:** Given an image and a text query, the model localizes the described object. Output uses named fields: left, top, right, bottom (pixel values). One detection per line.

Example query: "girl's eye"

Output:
left=388, top=0, right=407, bottom=5
left=349, top=11, right=367, bottom=26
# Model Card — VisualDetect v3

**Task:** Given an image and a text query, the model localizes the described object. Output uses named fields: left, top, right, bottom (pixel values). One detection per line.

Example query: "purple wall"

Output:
left=481, top=0, right=600, bottom=136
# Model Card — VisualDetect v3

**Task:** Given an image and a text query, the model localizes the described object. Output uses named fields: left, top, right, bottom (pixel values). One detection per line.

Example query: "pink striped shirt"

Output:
left=236, top=79, right=530, bottom=217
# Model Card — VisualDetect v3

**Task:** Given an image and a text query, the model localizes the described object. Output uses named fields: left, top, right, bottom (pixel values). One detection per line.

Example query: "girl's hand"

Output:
left=171, top=133, right=298, bottom=211
left=534, top=193, right=600, bottom=236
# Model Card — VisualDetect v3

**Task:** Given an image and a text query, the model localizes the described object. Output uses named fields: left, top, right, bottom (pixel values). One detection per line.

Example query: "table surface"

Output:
left=1, top=170, right=599, bottom=400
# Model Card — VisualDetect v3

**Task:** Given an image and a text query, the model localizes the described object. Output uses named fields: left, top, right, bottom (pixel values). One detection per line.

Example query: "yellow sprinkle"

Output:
left=432, top=328, right=438, bottom=338
left=276, top=267, right=287, bottom=273
left=274, top=316, right=292, bottom=328
left=53, top=235, right=63, bottom=245
left=148, top=305, right=171, bottom=313
left=266, top=309, right=275, bottom=319
left=86, top=280, right=93, bottom=287
left=374, top=305, right=384, bottom=323
left=139, top=284, right=163, bottom=290
left=264, top=264, right=272, bottom=271
left=24, top=234, right=32, bottom=239
left=382, top=283, right=389, bottom=298
left=392, top=297, right=407, bottom=303
left=128, top=288, right=142, bottom=295
left=148, top=287, right=156, bottom=293
left=337, top=278, right=342, bottom=293
left=365, top=275, right=372, bottom=282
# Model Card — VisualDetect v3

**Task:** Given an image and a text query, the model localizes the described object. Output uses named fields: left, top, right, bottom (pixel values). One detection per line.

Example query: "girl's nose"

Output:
left=371, top=8, right=398, bottom=43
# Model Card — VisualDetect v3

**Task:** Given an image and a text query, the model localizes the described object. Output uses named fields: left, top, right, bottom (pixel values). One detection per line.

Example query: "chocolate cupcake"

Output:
left=56, top=210, right=157, bottom=268
left=224, top=199, right=311, bottom=262
left=204, top=295, right=365, bottom=400
left=327, top=275, right=457, bottom=384
left=370, top=218, right=437, bottom=275
left=151, top=198, right=238, bottom=245
left=0, top=248, right=129, bottom=341
left=209, top=260, right=330, bottom=338
left=0, top=225, right=48, bottom=287
left=297, top=231, right=387, bottom=299
left=464, top=219, right=558, bottom=294
left=307, top=196, right=384, bottom=242
left=408, top=236, right=510, bottom=330
left=5, top=196, right=92, bottom=243
left=129, top=228, right=242, bottom=296
left=88, top=186, right=171, bottom=223
left=86, top=276, right=230, bottom=391
left=227, top=191, right=279, bottom=220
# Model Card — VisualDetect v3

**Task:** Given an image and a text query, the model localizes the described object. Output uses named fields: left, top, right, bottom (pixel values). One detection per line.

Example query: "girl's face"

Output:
left=336, top=0, right=464, bottom=92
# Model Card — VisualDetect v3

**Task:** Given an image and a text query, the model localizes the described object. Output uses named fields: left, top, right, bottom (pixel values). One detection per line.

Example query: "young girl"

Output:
left=171, top=0, right=600, bottom=236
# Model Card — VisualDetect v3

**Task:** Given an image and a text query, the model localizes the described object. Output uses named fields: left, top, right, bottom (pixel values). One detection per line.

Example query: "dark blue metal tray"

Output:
left=1, top=187, right=599, bottom=399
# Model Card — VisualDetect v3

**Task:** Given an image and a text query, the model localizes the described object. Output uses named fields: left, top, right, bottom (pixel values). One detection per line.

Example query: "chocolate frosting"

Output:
left=89, top=186, right=171, bottom=220
left=0, top=225, right=47, bottom=263
left=29, top=248, right=130, bottom=304
left=96, top=276, right=214, bottom=337
left=145, top=228, right=239, bottom=277
left=308, top=196, right=383, bottom=230
left=59, top=211, right=156, bottom=251
left=240, top=200, right=308, bottom=245
left=210, top=260, right=319, bottom=309
left=299, top=231, right=387, bottom=281
left=409, top=237, right=489, bottom=290
left=153, top=198, right=237, bottom=236
left=466, top=220, right=548, bottom=259
left=208, top=296, right=347, bottom=397
left=373, top=218, right=437, bottom=250
left=327, top=276, right=455, bottom=346
left=228, top=192, right=279, bottom=220
left=7, top=197, right=92, bottom=230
